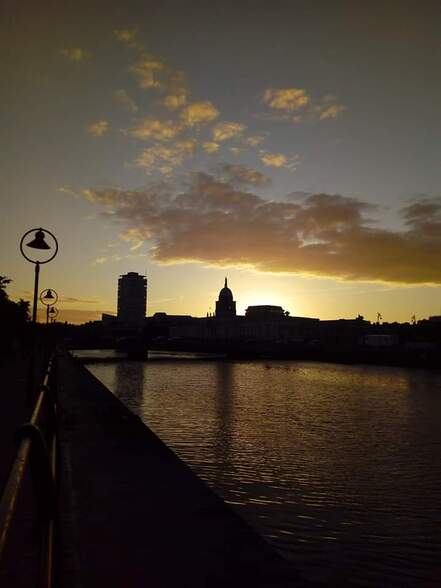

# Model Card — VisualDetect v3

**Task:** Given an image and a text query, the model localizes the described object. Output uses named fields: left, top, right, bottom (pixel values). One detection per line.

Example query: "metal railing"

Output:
left=0, top=352, right=58, bottom=588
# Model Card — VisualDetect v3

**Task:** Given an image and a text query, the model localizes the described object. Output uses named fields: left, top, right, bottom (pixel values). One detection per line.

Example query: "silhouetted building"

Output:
left=168, top=313, right=320, bottom=343
left=428, top=315, right=441, bottom=322
left=319, top=317, right=370, bottom=347
left=101, top=313, right=117, bottom=327
left=215, top=278, right=236, bottom=318
left=162, top=278, right=324, bottom=343
left=245, top=305, right=286, bottom=319
left=117, top=272, right=147, bottom=327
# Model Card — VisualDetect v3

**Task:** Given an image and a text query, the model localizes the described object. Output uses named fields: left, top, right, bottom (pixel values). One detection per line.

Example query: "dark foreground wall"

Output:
left=57, top=352, right=309, bottom=588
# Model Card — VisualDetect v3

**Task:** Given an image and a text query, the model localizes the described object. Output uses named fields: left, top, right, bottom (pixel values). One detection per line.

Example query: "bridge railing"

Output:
left=0, top=351, right=58, bottom=588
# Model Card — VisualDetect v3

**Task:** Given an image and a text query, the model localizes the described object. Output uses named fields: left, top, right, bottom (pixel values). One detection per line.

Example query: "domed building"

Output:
left=215, top=278, right=236, bottom=318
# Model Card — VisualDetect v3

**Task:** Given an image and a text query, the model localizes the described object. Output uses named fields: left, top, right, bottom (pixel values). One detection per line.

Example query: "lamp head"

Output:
left=26, top=229, right=50, bottom=250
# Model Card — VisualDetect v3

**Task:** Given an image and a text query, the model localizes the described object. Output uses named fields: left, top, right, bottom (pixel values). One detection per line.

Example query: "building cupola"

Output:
left=215, top=277, right=236, bottom=318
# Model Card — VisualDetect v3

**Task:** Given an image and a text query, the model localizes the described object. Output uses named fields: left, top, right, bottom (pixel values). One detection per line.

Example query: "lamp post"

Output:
left=49, top=306, right=59, bottom=323
left=19, top=228, right=58, bottom=323
left=40, top=289, right=58, bottom=324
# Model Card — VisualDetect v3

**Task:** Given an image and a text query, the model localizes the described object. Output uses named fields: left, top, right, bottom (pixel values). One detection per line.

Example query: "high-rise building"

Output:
left=117, top=272, right=147, bottom=326
left=215, top=277, right=236, bottom=318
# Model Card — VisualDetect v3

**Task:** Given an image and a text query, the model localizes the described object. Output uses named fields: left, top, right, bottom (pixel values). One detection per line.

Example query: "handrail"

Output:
left=0, top=352, right=58, bottom=588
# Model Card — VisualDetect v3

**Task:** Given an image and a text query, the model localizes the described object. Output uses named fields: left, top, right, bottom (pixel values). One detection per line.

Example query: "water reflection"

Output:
left=87, top=358, right=441, bottom=587
left=213, top=362, right=234, bottom=485
left=114, top=361, right=145, bottom=415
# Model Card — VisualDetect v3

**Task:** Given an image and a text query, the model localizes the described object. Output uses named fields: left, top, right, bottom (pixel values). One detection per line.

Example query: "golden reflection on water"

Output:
left=88, top=358, right=441, bottom=587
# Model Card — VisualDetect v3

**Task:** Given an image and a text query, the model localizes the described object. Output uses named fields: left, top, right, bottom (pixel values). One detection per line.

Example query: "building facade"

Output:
left=117, top=272, right=147, bottom=327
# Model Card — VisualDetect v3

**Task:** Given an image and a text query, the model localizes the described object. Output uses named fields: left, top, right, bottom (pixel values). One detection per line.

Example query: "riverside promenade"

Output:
left=56, top=352, right=313, bottom=587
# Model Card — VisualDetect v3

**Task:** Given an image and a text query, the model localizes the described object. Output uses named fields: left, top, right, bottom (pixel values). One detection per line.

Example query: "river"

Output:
left=82, top=353, right=441, bottom=586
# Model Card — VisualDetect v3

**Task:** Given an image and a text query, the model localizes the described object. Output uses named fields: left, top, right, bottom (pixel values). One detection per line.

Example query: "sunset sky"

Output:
left=1, top=1, right=440, bottom=323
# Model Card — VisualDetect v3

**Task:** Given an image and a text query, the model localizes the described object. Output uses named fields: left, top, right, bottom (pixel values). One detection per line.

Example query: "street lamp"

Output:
left=49, top=306, right=59, bottom=323
left=19, top=228, right=58, bottom=323
left=40, top=288, right=58, bottom=324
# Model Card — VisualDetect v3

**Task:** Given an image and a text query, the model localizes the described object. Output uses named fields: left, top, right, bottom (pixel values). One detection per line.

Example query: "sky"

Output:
left=1, top=0, right=440, bottom=324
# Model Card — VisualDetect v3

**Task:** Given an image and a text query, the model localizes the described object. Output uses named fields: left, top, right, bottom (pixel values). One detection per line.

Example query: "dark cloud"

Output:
left=401, top=198, right=441, bottom=238
left=82, top=175, right=441, bottom=285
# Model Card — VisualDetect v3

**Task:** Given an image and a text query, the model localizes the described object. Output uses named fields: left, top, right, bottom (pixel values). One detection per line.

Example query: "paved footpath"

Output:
left=58, top=352, right=317, bottom=588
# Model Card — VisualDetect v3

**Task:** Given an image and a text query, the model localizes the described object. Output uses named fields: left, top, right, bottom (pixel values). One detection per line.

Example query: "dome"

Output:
left=218, top=277, right=233, bottom=301
left=215, top=277, right=237, bottom=318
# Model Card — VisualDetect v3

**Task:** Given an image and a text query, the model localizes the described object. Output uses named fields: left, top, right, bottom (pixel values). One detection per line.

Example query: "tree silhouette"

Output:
left=0, top=275, right=12, bottom=300
left=0, top=276, right=30, bottom=354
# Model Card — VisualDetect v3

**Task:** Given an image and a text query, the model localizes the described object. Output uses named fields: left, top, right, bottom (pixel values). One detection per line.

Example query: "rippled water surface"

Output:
left=85, top=355, right=441, bottom=586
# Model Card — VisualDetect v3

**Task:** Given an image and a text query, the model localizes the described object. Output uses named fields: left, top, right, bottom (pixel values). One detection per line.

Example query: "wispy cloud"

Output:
left=131, top=118, right=182, bottom=141
left=87, top=120, right=109, bottom=136
left=243, top=135, right=265, bottom=147
left=229, top=147, right=246, bottom=156
left=180, top=101, right=220, bottom=126
left=114, top=28, right=138, bottom=49
left=263, top=88, right=310, bottom=112
left=260, top=152, right=300, bottom=171
left=202, top=141, right=220, bottom=154
left=114, top=89, right=138, bottom=113
left=135, top=139, right=197, bottom=174
left=317, top=103, right=346, bottom=120
left=163, top=92, right=187, bottom=110
left=93, top=250, right=147, bottom=266
left=220, top=164, right=270, bottom=186
left=161, top=72, right=188, bottom=108
left=212, top=121, right=246, bottom=141
left=93, top=29, right=344, bottom=179
left=58, top=186, right=80, bottom=198
left=61, top=48, right=90, bottom=62
left=262, top=88, right=345, bottom=123
left=61, top=297, right=99, bottom=304
left=315, top=95, right=346, bottom=120
left=130, top=55, right=167, bottom=89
